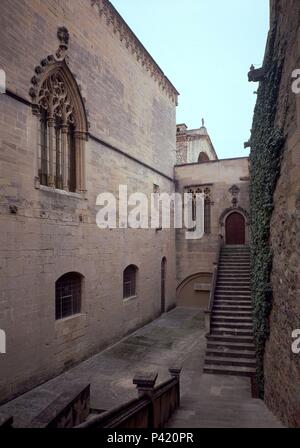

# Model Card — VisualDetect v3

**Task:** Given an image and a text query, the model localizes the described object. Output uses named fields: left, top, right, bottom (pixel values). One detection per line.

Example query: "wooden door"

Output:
left=225, top=212, right=245, bottom=245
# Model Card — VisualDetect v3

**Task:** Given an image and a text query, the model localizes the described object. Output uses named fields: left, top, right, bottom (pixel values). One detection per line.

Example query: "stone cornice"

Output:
left=91, top=0, right=179, bottom=105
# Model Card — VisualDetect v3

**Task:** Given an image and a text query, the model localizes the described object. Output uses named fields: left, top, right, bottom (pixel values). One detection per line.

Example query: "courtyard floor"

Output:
left=1, top=307, right=283, bottom=427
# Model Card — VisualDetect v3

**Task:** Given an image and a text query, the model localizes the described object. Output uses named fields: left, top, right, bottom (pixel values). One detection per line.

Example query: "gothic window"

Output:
left=30, top=35, right=88, bottom=194
left=55, top=272, right=82, bottom=320
left=186, top=186, right=212, bottom=234
left=123, top=265, right=138, bottom=299
left=35, top=69, right=87, bottom=193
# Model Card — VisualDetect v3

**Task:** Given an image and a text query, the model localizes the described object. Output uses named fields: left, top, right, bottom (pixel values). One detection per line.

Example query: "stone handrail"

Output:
left=204, top=235, right=224, bottom=334
left=76, top=368, right=181, bottom=429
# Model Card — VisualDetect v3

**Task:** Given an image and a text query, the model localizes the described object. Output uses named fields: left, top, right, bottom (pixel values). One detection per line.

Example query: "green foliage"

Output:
left=249, top=28, right=285, bottom=397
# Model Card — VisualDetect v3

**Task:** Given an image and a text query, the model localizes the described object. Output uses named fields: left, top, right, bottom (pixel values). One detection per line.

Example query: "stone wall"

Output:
left=174, top=157, right=250, bottom=307
left=176, top=124, right=217, bottom=164
left=0, top=0, right=177, bottom=403
left=256, top=0, right=300, bottom=427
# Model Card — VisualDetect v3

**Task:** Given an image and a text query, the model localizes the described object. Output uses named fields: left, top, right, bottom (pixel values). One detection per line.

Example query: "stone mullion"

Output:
left=75, top=132, right=82, bottom=192
left=55, top=125, right=62, bottom=189
left=40, top=115, right=48, bottom=186
left=47, top=116, right=55, bottom=188
left=62, top=124, right=69, bottom=191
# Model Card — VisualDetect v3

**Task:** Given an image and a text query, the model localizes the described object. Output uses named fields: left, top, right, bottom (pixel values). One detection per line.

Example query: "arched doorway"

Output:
left=177, top=272, right=213, bottom=309
left=161, top=258, right=167, bottom=313
left=225, top=212, right=245, bottom=245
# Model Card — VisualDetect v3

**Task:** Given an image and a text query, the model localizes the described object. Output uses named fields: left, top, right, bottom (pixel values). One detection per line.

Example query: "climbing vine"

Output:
left=249, top=25, right=285, bottom=397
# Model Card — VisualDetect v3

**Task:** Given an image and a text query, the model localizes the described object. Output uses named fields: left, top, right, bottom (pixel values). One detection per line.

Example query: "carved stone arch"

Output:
left=219, top=206, right=250, bottom=245
left=176, top=272, right=213, bottom=309
left=30, top=38, right=89, bottom=193
left=31, top=59, right=88, bottom=136
left=219, top=206, right=250, bottom=226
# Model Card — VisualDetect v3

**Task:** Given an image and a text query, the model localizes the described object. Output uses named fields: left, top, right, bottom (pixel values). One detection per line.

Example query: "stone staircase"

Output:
left=204, top=245, right=257, bottom=378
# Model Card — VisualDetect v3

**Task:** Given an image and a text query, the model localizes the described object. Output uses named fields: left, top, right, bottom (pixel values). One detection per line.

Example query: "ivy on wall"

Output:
left=249, top=25, right=285, bottom=397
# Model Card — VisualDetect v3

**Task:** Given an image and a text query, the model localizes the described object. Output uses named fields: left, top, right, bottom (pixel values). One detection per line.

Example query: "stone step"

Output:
left=218, top=272, right=251, bottom=282
left=219, top=262, right=250, bottom=266
left=208, top=334, right=254, bottom=344
left=217, top=280, right=250, bottom=285
left=212, top=313, right=253, bottom=320
left=215, top=294, right=251, bottom=301
left=212, top=322, right=253, bottom=331
left=205, top=355, right=257, bottom=368
left=213, top=314, right=252, bottom=320
left=213, top=307, right=252, bottom=314
left=221, top=255, right=250, bottom=258
left=214, top=297, right=252, bottom=303
left=219, top=263, right=250, bottom=266
left=203, top=364, right=256, bottom=377
left=218, top=266, right=250, bottom=270
left=215, top=295, right=252, bottom=301
left=218, top=269, right=251, bottom=274
left=221, top=254, right=250, bottom=257
left=217, top=276, right=251, bottom=281
left=216, top=285, right=251, bottom=292
left=207, top=339, right=255, bottom=351
left=215, top=290, right=251, bottom=296
left=216, top=279, right=250, bottom=284
left=222, top=245, right=250, bottom=248
left=219, top=257, right=250, bottom=267
left=206, top=347, right=256, bottom=359
left=212, top=316, right=253, bottom=323
left=212, top=327, right=253, bottom=336
left=212, top=315, right=253, bottom=324
left=214, top=302, right=252, bottom=308
left=213, top=306, right=252, bottom=320
left=219, top=257, right=250, bottom=262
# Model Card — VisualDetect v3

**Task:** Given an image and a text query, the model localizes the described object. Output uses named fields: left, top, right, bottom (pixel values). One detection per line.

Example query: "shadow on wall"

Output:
left=176, top=273, right=212, bottom=309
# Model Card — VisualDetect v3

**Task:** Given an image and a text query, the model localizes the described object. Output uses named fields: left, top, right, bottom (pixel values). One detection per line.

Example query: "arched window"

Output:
left=31, top=59, right=88, bottom=193
left=123, top=265, right=138, bottom=299
left=198, top=152, right=209, bottom=163
left=55, top=272, right=82, bottom=320
left=187, top=186, right=212, bottom=234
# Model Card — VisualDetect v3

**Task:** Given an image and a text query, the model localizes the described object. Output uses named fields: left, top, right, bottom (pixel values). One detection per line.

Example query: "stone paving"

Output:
left=1, top=307, right=206, bottom=427
left=0, top=307, right=283, bottom=428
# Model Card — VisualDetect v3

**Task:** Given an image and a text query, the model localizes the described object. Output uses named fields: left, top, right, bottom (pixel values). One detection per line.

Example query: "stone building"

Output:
left=1, top=0, right=299, bottom=430
left=249, top=0, right=300, bottom=427
left=0, top=0, right=178, bottom=403
left=175, top=123, right=250, bottom=308
left=176, top=120, right=218, bottom=164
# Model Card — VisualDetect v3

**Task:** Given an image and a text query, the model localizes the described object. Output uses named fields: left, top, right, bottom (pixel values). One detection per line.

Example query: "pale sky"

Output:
left=111, top=0, right=269, bottom=159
